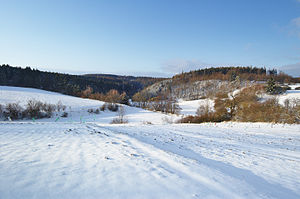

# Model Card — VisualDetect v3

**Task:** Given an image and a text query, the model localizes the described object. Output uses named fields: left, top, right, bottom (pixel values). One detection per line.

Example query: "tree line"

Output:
left=0, top=64, right=163, bottom=99
left=172, top=66, right=296, bottom=83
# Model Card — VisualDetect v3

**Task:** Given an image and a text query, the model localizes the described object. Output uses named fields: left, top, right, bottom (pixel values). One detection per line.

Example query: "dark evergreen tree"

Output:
left=266, top=77, right=276, bottom=94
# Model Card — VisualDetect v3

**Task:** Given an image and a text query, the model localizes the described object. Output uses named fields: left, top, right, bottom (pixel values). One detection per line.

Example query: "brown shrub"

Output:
left=179, top=113, right=229, bottom=123
left=4, top=103, right=23, bottom=120
left=106, top=103, right=119, bottom=112
left=111, top=106, right=128, bottom=124
left=182, top=84, right=300, bottom=124
left=24, top=99, right=43, bottom=118
left=0, top=104, right=3, bottom=117
left=42, top=103, right=56, bottom=118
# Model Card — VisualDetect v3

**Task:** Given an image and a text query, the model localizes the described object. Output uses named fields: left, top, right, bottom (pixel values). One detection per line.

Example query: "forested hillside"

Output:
left=0, top=64, right=163, bottom=98
left=172, top=66, right=295, bottom=83
left=133, top=66, right=298, bottom=102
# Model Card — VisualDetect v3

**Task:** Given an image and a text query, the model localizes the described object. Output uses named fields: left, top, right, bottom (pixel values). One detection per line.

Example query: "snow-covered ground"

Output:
left=260, top=84, right=300, bottom=105
left=0, top=122, right=299, bottom=199
left=1, top=86, right=300, bottom=198
left=0, top=86, right=176, bottom=124
left=177, top=99, right=214, bottom=116
left=178, top=84, right=300, bottom=115
left=278, top=89, right=300, bottom=105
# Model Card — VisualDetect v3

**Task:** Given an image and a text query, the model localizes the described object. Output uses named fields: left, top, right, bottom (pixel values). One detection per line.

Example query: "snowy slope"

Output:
left=0, top=86, right=300, bottom=198
left=278, top=90, right=300, bottom=105
left=260, top=84, right=300, bottom=105
left=0, top=86, right=104, bottom=109
left=0, top=122, right=299, bottom=199
left=177, top=99, right=214, bottom=116
left=0, top=86, right=176, bottom=124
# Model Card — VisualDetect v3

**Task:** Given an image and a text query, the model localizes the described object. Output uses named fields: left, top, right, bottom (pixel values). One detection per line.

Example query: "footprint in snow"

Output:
left=111, top=141, right=119, bottom=145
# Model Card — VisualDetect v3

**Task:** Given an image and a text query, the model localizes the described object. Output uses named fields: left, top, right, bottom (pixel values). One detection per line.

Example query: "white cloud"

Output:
left=280, top=62, right=300, bottom=77
left=291, top=17, right=300, bottom=27
left=289, top=17, right=300, bottom=38
left=161, top=59, right=213, bottom=74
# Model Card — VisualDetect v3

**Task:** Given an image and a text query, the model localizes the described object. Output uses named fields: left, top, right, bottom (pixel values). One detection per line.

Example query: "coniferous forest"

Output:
left=0, top=64, right=164, bottom=97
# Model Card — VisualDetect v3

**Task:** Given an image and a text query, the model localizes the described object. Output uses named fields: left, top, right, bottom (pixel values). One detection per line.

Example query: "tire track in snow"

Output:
left=99, top=124, right=300, bottom=199
left=1, top=122, right=299, bottom=199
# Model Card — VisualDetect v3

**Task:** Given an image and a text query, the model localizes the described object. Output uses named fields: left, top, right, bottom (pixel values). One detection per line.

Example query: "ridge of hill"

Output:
left=0, top=64, right=164, bottom=97
left=133, top=66, right=299, bottom=101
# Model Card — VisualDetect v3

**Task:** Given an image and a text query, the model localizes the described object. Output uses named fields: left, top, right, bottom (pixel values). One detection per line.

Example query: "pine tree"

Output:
left=266, top=77, right=276, bottom=94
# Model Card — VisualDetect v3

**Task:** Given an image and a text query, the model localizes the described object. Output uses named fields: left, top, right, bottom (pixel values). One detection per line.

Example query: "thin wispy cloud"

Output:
left=289, top=17, right=300, bottom=38
left=244, top=42, right=258, bottom=51
left=161, top=59, right=213, bottom=74
left=280, top=62, right=300, bottom=77
left=291, top=17, right=300, bottom=27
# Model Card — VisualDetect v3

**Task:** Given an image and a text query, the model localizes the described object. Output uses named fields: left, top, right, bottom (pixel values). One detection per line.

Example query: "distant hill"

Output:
left=84, top=73, right=165, bottom=90
left=0, top=64, right=165, bottom=97
left=2, top=65, right=298, bottom=102
left=133, top=66, right=299, bottom=101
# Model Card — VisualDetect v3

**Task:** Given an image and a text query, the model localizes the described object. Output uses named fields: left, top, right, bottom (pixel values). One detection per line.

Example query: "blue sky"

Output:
left=1, top=0, right=300, bottom=77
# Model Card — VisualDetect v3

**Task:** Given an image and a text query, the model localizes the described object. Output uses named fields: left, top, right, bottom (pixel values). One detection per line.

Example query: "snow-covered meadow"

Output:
left=0, top=86, right=176, bottom=124
left=0, top=86, right=300, bottom=199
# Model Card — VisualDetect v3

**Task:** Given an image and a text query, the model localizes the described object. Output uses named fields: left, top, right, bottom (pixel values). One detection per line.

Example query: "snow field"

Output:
left=0, top=122, right=299, bottom=199
left=0, top=86, right=176, bottom=124
left=1, top=86, right=300, bottom=198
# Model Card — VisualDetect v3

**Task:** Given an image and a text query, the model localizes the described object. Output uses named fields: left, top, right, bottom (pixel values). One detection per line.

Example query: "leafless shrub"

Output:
left=56, top=101, right=63, bottom=112
left=100, top=103, right=106, bottom=111
left=162, top=116, right=174, bottom=124
left=111, top=105, right=128, bottom=124
left=107, top=103, right=119, bottom=112
left=179, top=112, right=228, bottom=123
left=88, top=108, right=100, bottom=114
left=24, top=99, right=44, bottom=118
left=196, top=100, right=211, bottom=116
left=61, top=112, right=68, bottom=117
left=0, top=104, right=3, bottom=117
left=181, top=84, right=300, bottom=124
left=4, top=102, right=23, bottom=120
left=2, top=100, right=67, bottom=120
left=42, top=103, right=56, bottom=118
left=142, top=121, right=153, bottom=125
